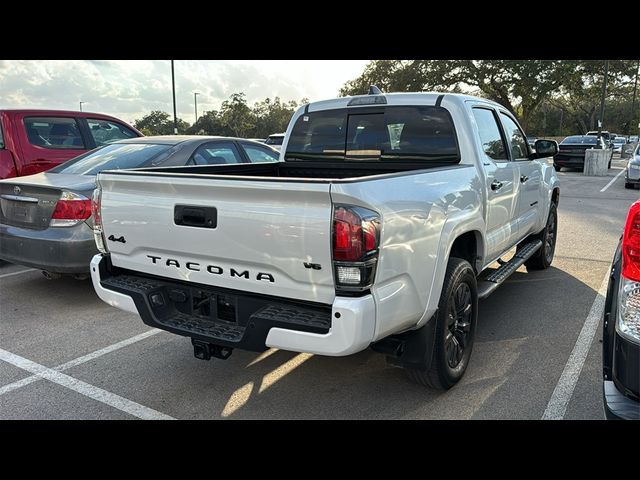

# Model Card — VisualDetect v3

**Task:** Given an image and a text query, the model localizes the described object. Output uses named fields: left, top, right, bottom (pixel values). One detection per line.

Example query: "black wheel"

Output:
left=525, top=202, right=557, bottom=270
left=608, top=160, right=612, bottom=169
left=554, top=164, right=561, bottom=172
left=625, top=182, right=634, bottom=189
left=407, top=257, right=477, bottom=390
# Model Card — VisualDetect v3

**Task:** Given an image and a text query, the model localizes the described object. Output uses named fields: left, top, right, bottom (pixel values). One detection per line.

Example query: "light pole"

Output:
left=194, top=92, right=200, bottom=125
left=79, top=101, right=85, bottom=112
left=597, top=59, right=609, bottom=139
left=171, top=60, right=178, bottom=135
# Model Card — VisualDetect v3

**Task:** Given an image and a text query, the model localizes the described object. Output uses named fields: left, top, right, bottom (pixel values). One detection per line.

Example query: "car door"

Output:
left=499, top=112, right=543, bottom=240
left=471, top=106, right=520, bottom=262
left=15, top=114, right=88, bottom=176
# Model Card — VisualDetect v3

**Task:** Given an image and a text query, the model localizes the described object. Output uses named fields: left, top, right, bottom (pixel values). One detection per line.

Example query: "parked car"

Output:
left=625, top=144, right=640, bottom=189
left=554, top=135, right=611, bottom=171
left=264, top=133, right=285, bottom=151
left=0, top=109, right=142, bottom=180
left=586, top=130, right=612, bottom=142
left=0, top=136, right=279, bottom=278
left=629, top=135, right=639, bottom=144
left=612, top=136, right=627, bottom=154
left=90, top=91, right=560, bottom=390
left=602, top=200, right=640, bottom=419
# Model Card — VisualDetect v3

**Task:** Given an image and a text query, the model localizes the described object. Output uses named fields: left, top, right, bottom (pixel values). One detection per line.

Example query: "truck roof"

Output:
left=0, top=109, right=127, bottom=120
left=307, top=92, right=503, bottom=112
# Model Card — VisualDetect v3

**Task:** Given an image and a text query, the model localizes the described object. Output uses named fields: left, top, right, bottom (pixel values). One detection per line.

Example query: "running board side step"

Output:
left=477, top=240, right=542, bottom=299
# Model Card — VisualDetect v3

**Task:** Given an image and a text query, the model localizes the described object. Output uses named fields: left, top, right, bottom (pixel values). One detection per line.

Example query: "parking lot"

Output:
left=0, top=155, right=637, bottom=420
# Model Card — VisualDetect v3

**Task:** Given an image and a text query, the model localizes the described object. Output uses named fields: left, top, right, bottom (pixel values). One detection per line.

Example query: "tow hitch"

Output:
left=192, top=338, right=233, bottom=361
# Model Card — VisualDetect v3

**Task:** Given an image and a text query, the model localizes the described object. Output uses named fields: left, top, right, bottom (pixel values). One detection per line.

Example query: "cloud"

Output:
left=0, top=60, right=369, bottom=125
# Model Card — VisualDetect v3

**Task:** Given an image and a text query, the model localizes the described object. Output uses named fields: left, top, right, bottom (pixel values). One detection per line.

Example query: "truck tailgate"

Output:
left=98, top=172, right=336, bottom=304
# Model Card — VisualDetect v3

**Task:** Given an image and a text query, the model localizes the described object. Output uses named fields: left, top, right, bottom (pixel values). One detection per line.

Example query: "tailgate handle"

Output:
left=174, top=205, right=217, bottom=229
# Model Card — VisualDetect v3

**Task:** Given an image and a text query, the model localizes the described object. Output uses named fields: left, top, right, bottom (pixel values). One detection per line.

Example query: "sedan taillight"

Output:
left=50, top=191, right=91, bottom=227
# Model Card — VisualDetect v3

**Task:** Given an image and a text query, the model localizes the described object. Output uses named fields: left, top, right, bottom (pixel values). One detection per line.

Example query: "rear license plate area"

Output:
left=148, top=287, right=238, bottom=324
left=0, top=200, right=36, bottom=223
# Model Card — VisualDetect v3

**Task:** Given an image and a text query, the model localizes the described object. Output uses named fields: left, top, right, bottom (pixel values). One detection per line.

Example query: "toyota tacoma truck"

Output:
left=90, top=90, right=560, bottom=389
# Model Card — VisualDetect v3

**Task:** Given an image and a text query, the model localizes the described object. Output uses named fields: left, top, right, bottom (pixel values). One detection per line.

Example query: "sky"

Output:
left=0, top=60, right=370, bottom=125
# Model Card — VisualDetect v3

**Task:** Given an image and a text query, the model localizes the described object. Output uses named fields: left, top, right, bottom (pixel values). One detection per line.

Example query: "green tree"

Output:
left=341, top=59, right=640, bottom=135
left=218, top=93, right=256, bottom=138
left=252, top=97, right=299, bottom=138
left=340, top=60, right=578, bottom=131
left=186, top=110, right=222, bottom=135
left=133, top=110, right=190, bottom=135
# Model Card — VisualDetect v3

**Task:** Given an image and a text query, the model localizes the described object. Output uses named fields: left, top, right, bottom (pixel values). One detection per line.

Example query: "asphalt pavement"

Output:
left=1, top=156, right=638, bottom=419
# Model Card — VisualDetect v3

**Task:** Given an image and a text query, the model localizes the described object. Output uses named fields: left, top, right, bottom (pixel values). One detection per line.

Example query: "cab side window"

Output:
left=500, top=113, right=529, bottom=160
left=472, top=108, right=508, bottom=161
left=24, top=117, right=85, bottom=149
left=86, top=119, right=138, bottom=146
left=189, top=142, right=243, bottom=165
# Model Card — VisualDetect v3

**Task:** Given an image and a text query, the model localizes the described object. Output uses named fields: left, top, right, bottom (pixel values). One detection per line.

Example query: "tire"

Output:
left=524, top=202, right=557, bottom=270
left=407, top=257, right=477, bottom=390
left=608, top=160, right=612, bottom=169
left=554, top=164, right=561, bottom=172
left=625, top=182, right=634, bottom=189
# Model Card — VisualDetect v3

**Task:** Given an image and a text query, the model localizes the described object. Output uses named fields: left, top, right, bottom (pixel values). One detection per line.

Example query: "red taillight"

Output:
left=334, top=207, right=364, bottom=261
left=52, top=199, right=91, bottom=220
left=622, top=201, right=640, bottom=282
left=332, top=205, right=380, bottom=292
left=49, top=191, right=91, bottom=227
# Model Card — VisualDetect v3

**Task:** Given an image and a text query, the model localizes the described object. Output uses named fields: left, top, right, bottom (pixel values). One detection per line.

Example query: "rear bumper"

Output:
left=90, top=254, right=375, bottom=356
left=603, top=381, right=640, bottom=420
left=0, top=222, right=96, bottom=273
left=625, top=168, right=640, bottom=182
left=554, top=155, right=585, bottom=168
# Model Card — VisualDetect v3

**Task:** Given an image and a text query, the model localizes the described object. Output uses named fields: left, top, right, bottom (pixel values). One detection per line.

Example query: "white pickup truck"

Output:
left=90, top=90, right=560, bottom=389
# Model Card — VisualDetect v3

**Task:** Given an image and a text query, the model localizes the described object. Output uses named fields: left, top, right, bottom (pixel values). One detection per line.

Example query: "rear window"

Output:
left=49, top=143, right=171, bottom=175
left=265, top=135, right=284, bottom=146
left=562, top=136, right=597, bottom=144
left=285, top=106, right=459, bottom=162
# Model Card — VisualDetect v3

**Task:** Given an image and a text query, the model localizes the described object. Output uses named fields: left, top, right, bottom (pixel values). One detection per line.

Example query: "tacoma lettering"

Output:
left=146, top=256, right=274, bottom=282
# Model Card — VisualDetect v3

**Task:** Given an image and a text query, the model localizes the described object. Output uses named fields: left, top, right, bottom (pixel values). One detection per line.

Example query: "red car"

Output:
left=0, top=109, right=142, bottom=179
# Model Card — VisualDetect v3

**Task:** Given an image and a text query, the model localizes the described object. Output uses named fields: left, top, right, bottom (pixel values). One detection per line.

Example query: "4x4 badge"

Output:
left=108, top=235, right=126, bottom=243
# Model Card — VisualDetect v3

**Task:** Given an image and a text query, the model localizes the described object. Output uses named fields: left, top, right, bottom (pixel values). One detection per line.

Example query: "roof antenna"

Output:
left=368, top=85, right=383, bottom=95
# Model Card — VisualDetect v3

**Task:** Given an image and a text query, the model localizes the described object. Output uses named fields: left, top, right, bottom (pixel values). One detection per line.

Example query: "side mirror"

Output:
left=533, top=139, right=558, bottom=158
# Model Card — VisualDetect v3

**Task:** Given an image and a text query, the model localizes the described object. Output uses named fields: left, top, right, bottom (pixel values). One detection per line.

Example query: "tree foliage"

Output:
left=135, top=93, right=307, bottom=139
left=340, top=60, right=640, bottom=135
left=133, top=110, right=190, bottom=135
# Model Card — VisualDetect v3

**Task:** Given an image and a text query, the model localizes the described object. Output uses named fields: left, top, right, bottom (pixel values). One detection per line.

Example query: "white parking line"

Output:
left=0, top=329, right=161, bottom=397
left=600, top=168, right=626, bottom=193
left=542, top=271, right=610, bottom=420
left=0, top=268, right=36, bottom=279
left=0, top=347, right=175, bottom=420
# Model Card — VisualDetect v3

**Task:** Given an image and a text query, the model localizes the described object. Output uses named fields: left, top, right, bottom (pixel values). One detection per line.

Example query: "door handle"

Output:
left=520, top=175, right=529, bottom=183
left=174, top=205, right=217, bottom=229
left=491, top=180, right=503, bottom=191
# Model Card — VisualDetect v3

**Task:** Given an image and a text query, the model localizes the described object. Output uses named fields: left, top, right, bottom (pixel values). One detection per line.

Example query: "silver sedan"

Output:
left=625, top=143, right=640, bottom=189
left=0, top=136, right=279, bottom=278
